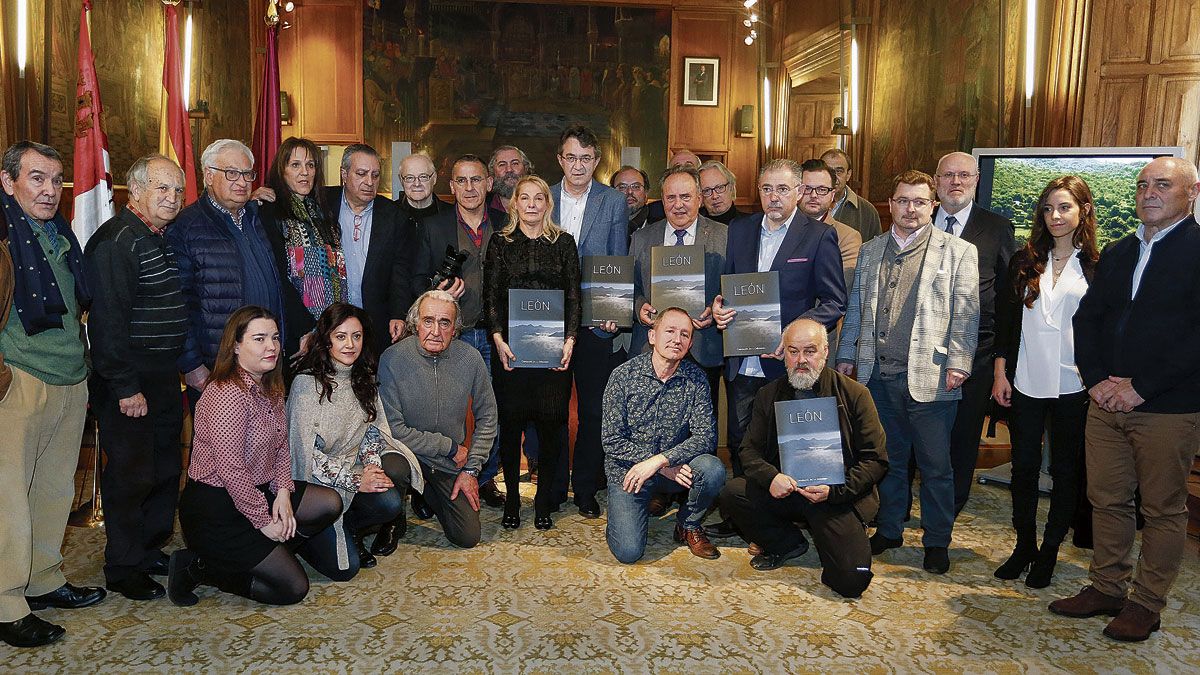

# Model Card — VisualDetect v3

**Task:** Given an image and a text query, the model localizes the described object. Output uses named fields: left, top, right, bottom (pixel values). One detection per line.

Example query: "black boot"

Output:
left=370, top=513, right=406, bottom=557
left=994, top=534, right=1038, bottom=580
left=355, top=533, right=377, bottom=569
left=1025, top=542, right=1060, bottom=589
left=167, top=549, right=205, bottom=607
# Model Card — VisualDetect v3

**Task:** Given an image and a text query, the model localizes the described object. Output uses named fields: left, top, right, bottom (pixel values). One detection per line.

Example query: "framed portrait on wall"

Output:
left=683, top=57, right=719, bottom=106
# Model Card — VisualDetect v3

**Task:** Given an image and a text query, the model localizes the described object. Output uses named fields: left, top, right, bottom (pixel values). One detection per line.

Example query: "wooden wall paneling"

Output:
left=669, top=12, right=733, bottom=153
left=277, top=0, right=363, bottom=144
left=1099, top=0, right=1152, bottom=63
left=1156, top=75, right=1200, bottom=160
left=1159, top=0, right=1200, bottom=61
left=726, top=11, right=761, bottom=206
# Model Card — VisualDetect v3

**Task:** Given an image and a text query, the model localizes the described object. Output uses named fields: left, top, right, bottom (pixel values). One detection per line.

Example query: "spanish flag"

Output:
left=159, top=2, right=198, bottom=204
left=72, top=0, right=114, bottom=246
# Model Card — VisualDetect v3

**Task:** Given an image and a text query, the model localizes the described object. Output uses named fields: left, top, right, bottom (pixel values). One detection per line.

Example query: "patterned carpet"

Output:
left=7, top=478, right=1200, bottom=673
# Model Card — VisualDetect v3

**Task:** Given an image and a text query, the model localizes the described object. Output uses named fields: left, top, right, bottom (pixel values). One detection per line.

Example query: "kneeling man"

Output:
left=602, top=308, right=725, bottom=563
left=722, top=318, right=887, bottom=598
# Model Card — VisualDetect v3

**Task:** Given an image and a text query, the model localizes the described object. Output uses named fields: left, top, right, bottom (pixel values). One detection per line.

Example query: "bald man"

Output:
left=1051, top=156, right=1200, bottom=642
left=721, top=318, right=887, bottom=599
left=397, top=153, right=451, bottom=222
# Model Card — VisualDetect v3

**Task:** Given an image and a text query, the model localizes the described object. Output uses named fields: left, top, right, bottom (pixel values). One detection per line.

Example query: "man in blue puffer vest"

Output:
left=166, top=139, right=284, bottom=401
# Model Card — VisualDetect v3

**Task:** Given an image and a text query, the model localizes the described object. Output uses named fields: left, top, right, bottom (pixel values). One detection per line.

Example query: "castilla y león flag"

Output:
left=72, top=0, right=114, bottom=247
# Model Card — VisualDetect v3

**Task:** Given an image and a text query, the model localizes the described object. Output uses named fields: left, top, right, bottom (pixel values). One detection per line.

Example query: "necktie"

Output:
left=943, top=215, right=958, bottom=235
left=674, top=229, right=687, bottom=246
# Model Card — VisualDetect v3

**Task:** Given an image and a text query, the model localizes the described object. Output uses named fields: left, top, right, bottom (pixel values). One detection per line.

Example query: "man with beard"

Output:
left=610, top=165, right=651, bottom=242
left=487, top=145, right=533, bottom=213
left=721, top=318, right=886, bottom=598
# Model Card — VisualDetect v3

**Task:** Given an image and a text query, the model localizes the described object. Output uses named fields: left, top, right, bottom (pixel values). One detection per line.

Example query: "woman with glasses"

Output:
left=287, top=303, right=423, bottom=578
left=169, top=307, right=342, bottom=607
left=259, top=137, right=348, bottom=363
left=483, top=175, right=581, bottom=531
left=992, top=176, right=1099, bottom=588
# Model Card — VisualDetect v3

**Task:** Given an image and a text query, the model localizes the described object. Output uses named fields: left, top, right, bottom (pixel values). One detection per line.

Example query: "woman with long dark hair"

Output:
left=169, top=306, right=342, bottom=606
left=992, top=176, right=1100, bottom=587
left=483, top=175, right=580, bottom=531
left=260, top=136, right=347, bottom=359
left=288, top=303, right=423, bottom=578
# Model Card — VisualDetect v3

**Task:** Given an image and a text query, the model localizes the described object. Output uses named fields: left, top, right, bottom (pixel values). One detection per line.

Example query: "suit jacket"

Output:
left=827, top=215, right=862, bottom=291
left=410, top=205, right=508, bottom=330
left=551, top=179, right=628, bottom=259
left=629, top=216, right=727, bottom=367
left=1073, top=215, right=1200, bottom=413
left=939, top=203, right=1016, bottom=358
left=740, top=368, right=888, bottom=521
left=836, top=226, right=980, bottom=403
left=832, top=186, right=882, bottom=241
left=325, top=187, right=416, bottom=356
left=723, top=212, right=847, bottom=381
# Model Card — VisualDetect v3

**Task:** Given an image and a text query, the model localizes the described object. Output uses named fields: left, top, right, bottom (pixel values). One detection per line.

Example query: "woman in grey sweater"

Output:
left=287, top=303, right=422, bottom=580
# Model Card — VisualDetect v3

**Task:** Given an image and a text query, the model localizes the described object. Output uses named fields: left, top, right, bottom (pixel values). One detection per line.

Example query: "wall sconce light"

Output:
left=280, top=91, right=292, bottom=125
left=736, top=105, right=755, bottom=137
left=1024, top=0, right=1037, bottom=105
left=17, top=0, right=28, bottom=75
left=831, top=117, right=851, bottom=136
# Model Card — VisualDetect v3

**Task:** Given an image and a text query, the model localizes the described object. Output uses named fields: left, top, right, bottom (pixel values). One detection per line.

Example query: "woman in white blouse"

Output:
left=991, top=176, right=1100, bottom=588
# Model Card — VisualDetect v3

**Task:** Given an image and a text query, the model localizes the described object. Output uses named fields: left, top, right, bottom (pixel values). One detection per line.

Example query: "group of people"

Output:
left=1, top=124, right=1197, bottom=648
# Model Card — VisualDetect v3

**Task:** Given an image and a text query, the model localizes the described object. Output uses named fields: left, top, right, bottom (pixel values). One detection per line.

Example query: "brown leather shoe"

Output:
left=1103, top=602, right=1161, bottom=642
left=1049, top=586, right=1126, bottom=618
left=648, top=492, right=673, bottom=517
left=674, top=525, right=720, bottom=559
left=747, top=542, right=763, bottom=556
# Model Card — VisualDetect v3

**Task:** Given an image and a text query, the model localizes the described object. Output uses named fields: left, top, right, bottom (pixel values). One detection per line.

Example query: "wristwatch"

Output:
left=461, top=468, right=479, bottom=477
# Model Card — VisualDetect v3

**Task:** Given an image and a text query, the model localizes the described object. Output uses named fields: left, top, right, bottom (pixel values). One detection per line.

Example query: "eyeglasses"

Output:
left=800, top=185, right=834, bottom=196
left=829, top=167, right=848, bottom=176
left=352, top=214, right=363, bottom=242
left=207, top=166, right=256, bottom=183
left=701, top=182, right=730, bottom=197
left=759, top=184, right=798, bottom=196
left=451, top=176, right=486, bottom=187
left=559, top=154, right=596, bottom=166
left=937, top=171, right=978, bottom=181
left=616, top=182, right=645, bottom=192
left=891, top=197, right=933, bottom=209
left=402, top=173, right=434, bottom=185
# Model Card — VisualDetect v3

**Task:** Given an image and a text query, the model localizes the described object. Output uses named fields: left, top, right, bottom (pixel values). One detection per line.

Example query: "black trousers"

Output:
left=949, top=350, right=996, bottom=514
left=722, top=476, right=874, bottom=598
left=558, top=328, right=620, bottom=501
left=1008, top=389, right=1089, bottom=546
left=96, top=370, right=185, bottom=583
left=421, top=464, right=481, bottom=549
left=725, top=374, right=771, bottom=477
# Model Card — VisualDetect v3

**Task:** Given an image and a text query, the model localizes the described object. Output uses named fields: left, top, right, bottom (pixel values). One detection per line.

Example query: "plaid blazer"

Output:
left=836, top=226, right=980, bottom=403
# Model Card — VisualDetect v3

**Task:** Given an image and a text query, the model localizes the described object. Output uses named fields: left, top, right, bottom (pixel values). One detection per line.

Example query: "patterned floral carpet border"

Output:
left=7, top=478, right=1199, bottom=674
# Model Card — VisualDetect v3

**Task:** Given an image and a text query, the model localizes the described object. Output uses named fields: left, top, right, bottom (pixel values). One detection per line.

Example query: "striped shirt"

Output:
left=85, top=208, right=188, bottom=398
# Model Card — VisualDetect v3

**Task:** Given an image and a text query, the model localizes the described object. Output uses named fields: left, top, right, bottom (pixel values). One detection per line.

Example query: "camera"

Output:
left=429, top=244, right=470, bottom=290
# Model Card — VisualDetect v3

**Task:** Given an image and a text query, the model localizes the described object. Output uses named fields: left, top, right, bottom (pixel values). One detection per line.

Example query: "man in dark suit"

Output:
left=411, top=154, right=508, bottom=509
left=396, top=152, right=452, bottom=236
left=610, top=165, right=651, bottom=243
left=698, top=160, right=745, bottom=225
left=328, top=144, right=417, bottom=358
left=704, top=159, right=846, bottom=539
left=551, top=125, right=628, bottom=518
left=931, top=151, right=1016, bottom=515
left=630, top=165, right=727, bottom=411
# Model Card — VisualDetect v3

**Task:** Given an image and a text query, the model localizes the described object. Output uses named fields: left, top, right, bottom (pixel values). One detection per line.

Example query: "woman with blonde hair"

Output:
left=483, top=176, right=581, bottom=530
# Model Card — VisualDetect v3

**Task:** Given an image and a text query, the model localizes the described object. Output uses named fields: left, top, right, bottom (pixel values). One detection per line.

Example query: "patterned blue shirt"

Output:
left=601, top=352, right=716, bottom=478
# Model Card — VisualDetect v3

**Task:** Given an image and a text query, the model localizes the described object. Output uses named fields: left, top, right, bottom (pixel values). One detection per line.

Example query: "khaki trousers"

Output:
left=1085, top=403, right=1200, bottom=613
left=0, top=367, right=88, bottom=621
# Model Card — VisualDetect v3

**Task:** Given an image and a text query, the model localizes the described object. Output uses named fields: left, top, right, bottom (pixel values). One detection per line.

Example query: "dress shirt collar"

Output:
left=207, top=193, right=247, bottom=227
left=341, top=192, right=375, bottom=217
left=1136, top=217, right=1185, bottom=246
left=936, top=201, right=973, bottom=234
left=664, top=218, right=698, bottom=243
left=761, top=208, right=797, bottom=235
left=890, top=222, right=931, bottom=250
left=561, top=180, right=593, bottom=202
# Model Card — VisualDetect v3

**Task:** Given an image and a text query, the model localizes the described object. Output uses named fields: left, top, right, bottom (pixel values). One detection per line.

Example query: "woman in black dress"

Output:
left=483, top=175, right=581, bottom=531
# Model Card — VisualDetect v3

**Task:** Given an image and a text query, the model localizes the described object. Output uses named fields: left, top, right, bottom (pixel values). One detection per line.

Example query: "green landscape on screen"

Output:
left=989, top=156, right=1153, bottom=246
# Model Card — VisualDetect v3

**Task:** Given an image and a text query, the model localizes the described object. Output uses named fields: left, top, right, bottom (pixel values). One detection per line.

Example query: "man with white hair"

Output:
left=398, top=152, right=451, bottom=223
left=166, top=138, right=284, bottom=399
left=721, top=318, right=887, bottom=598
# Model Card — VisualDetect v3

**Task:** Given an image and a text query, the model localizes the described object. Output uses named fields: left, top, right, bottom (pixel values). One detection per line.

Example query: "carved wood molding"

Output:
left=783, top=23, right=842, bottom=88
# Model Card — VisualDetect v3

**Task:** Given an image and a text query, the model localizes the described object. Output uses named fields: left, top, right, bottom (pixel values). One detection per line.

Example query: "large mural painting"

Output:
left=364, top=1, right=672, bottom=196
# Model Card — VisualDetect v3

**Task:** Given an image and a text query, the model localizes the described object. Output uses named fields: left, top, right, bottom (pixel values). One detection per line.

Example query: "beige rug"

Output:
left=7, top=478, right=1200, bottom=673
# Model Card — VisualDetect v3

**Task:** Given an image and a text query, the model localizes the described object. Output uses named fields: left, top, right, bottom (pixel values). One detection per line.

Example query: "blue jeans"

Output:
left=300, top=487, right=404, bottom=582
left=605, top=454, right=726, bottom=564
left=868, top=371, right=956, bottom=547
left=459, top=328, right=500, bottom=485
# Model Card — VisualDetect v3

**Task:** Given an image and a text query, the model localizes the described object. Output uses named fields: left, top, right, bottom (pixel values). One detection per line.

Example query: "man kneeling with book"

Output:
left=721, top=318, right=887, bottom=598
